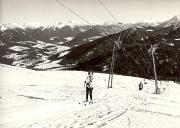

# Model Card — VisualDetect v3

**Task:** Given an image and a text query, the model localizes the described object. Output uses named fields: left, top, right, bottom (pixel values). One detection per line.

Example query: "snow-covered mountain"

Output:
left=0, top=23, right=124, bottom=45
left=0, top=16, right=180, bottom=80
left=0, top=21, right=88, bottom=31
left=0, top=40, right=69, bottom=68
left=0, top=22, right=124, bottom=68
left=64, top=24, right=125, bottom=47
left=49, top=24, right=180, bottom=81
left=159, top=15, right=180, bottom=28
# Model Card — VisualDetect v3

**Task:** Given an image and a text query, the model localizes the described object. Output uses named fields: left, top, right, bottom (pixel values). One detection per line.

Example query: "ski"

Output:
left=78, top=101, right=93, bottom=106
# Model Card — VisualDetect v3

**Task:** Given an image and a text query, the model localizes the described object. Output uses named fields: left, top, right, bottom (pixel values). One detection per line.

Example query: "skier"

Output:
left=84, top=71, right=94, bottom=103
left=139, top=81, right=143, bottom=91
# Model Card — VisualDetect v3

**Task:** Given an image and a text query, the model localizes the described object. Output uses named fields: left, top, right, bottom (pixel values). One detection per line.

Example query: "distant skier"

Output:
left=139, top=81, right=143, bottom=91
left=84, top=71, right=94, bottom=103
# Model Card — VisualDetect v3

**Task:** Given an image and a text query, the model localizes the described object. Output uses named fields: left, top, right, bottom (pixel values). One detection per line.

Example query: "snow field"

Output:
left=0, top=64, right=180, bottom=128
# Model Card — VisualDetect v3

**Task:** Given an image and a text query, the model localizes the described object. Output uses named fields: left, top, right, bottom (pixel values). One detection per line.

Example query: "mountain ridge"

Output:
left=0, top=16, right=180, bottom=81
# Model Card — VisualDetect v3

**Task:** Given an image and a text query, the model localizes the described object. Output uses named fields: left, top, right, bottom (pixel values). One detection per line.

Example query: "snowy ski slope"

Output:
left=0, top=64, right=180, bottom=128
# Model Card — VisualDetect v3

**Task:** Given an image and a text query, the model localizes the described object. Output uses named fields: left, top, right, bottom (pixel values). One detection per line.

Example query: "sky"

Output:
left=0, top=0, right=180, bottom=25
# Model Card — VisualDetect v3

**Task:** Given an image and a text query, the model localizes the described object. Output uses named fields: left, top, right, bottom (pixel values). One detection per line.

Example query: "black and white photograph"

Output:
left=0, top=0, right=180, bottom=127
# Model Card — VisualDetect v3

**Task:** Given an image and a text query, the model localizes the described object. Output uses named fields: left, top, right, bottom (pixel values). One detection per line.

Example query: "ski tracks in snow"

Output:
left=1, top=65, right=180, bottom=128
left=8, top=87, right=136, bottom=128
left=51, top=87, right=148, bottom=128
left=1, top=83, right=180, bottom=128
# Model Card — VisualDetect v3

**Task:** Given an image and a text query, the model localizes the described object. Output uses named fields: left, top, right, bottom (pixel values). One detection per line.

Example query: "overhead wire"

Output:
left=55, top=0, right=148, bottom=76
left=135, top=28, right=153, bottom=60
left=117, top=25, right=153, bottom=75
left=130, top=34, right=151, bottom=64
left=128, top=28, right=154, bottom=76
left=96, top=0, right=148, bottom=75
left=97, top=0, right=122, bottom=25
left=55, top=0, right=91, bottom=26
left=134, top=29, right=158, bottom=74
left=121, top=26, right=152, bottom=67
left=97, top=0, right=148, bottom=72
left=55, top=0, right=121, bottom=49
